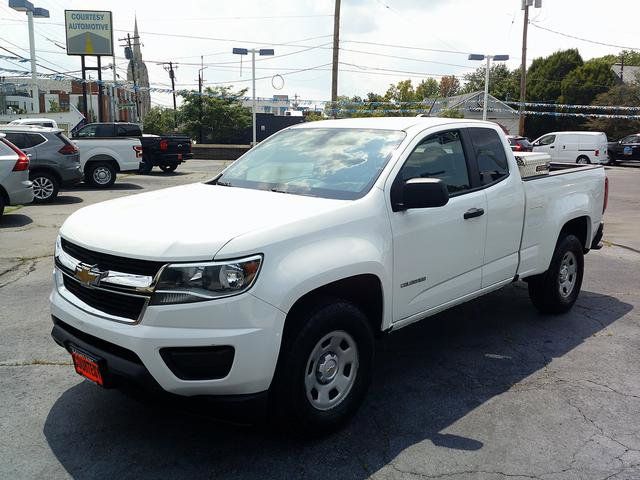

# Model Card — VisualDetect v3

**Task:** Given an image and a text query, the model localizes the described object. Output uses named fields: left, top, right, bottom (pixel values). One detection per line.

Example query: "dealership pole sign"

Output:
left=64, top=10, right=113, bottom=56
left=64, top=10, right=113, bottom=123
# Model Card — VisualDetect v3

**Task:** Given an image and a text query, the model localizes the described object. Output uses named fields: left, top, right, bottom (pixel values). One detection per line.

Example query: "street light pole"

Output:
left=468, top=53, right=510, bottom=122
left=252, top=49, right=256, bottom=145
left=9, top=0, right=49, bottom=114
left=26, top=9, right=38, bottom=113
left=483, top=56, right=491, bottom=121
left=233, top=47, right=274, bottom=146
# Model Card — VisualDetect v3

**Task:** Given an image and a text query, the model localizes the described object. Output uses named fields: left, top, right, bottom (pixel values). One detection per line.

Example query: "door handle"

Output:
left=463, top=208, right=485, bottom=219
left=550, top=145, right=555, bottom=149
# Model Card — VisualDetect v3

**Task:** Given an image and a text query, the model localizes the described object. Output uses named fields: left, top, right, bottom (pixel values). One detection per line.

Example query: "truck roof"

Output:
left=291, top=116, right=498, bottom=132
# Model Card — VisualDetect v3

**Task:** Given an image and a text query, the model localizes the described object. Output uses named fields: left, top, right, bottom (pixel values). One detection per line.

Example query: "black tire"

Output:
left=85, top=162, right=116, bottom=188
left=607, top=155, right=618, bottom=165
left=527, top=234, right=584, bottom=314
left=0, top=194, right=5, bottom=220
left=271, top=298, right=374, bottom=434
left=576, top=155, right=590, bottom=164
left=159, top=164, right=178, bottom=173
left=139, top=161, right=153, bottom=174
left=30, top=171, right=59, bottom=203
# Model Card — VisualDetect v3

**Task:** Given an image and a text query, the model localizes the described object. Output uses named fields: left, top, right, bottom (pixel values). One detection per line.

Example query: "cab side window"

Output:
left=468, top=128, right=509, bottom=186
left=76, top=125, right=97, bottom=137
left=398, top=130, right=471, bottom=195
left=538, top=134, right=556, bottom=146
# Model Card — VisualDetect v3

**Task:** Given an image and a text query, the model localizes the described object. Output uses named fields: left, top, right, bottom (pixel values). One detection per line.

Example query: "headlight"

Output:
left=150, top=255, right=262, bottom=305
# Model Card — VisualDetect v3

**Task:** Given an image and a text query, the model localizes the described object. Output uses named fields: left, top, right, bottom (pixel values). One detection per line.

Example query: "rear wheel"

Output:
left=271, top=299, right=374, bottom=434
left=0, top=194, right=5, bottom=219
left=30, top=171, right=59, bottom=203
left=85, top=162, right=116, bottom=188
left=528, top=234, right=584, bottom=314
left=576, top=156, right=590, bottom=164
left=159, top=164, right=178, bottom=173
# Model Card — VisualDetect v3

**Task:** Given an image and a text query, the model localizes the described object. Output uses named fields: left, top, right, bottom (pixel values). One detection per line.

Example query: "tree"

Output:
left=384, top=79, right=416, bottom=102
left=415, top=78, right=439, bottom=99
left=143, top=106, right=177, bottom=135
left=439, top=75, right=460, bottom=97
left=178, top=86, right=251, bottom=144
left=586, top=84, right=640, bottom=140
left=524, top=49, right=584, bottom=139
left=438, top=108, right=464, bottom=118
left=48, top=99, right=62, bottom=113
left=559, top=58, right=617, bottom=105
left=462, top=64, right=520, bottom=100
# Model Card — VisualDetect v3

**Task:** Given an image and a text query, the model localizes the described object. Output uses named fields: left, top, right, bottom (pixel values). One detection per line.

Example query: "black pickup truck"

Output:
left=72, top=122, right=193, bottom=173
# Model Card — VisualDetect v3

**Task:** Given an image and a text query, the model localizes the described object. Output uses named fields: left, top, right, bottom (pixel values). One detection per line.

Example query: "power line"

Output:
left=341, top=39, right=470, bottom=56
left=530, top=22, right=640, bottom=52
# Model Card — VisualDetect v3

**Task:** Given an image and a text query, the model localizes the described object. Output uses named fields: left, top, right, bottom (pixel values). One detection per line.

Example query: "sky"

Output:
left=1, top=0, right=638, bottom=109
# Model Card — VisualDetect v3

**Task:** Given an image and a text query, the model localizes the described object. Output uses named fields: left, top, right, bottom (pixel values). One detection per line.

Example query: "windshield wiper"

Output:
left=216, top=180, right=234, bottom=187
left=270, top=187, right=288, bottom=194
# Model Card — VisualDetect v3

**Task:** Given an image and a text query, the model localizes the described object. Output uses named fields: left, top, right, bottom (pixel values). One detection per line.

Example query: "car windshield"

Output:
left=216, top=128, right=406, bottom=200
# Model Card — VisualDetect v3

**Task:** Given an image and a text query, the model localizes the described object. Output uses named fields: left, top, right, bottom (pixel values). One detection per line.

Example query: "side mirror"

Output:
left=394, top=178, right=449, bottom=211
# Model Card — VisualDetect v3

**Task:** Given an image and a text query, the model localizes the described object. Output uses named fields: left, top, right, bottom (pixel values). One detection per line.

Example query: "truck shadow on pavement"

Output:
left=0, top=213, right=32, bottom=228
left=71, top=183, right=144, bottom=192
left=43, top=283, right=631, bottom=479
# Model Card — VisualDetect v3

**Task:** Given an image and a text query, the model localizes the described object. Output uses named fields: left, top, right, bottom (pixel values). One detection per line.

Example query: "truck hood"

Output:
left=60, top=183, right=346, bottom=261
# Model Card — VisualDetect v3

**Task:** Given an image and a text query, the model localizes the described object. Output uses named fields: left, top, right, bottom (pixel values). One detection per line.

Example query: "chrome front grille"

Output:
left=55, top=240, right=164, bottom=324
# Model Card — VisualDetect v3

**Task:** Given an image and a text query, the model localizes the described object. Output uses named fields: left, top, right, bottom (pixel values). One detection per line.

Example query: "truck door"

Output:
left=389, top=129, right=487, bottom=321
left=467, top=127, right=526, bottom=287
left=533, top=134, right=557, bottom=160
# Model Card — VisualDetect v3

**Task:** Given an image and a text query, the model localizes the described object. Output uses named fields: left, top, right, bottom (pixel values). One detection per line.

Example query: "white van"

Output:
left=8, top=118, right=59, bottom=129
left=532, top=131, right=608, bottom=164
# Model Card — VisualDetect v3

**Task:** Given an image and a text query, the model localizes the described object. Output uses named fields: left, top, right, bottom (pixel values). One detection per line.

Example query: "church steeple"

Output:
left=133, top=15, right=142, bottom=60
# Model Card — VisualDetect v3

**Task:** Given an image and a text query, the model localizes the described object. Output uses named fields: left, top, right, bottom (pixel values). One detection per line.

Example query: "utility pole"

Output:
left=119, top=33, right=141, bottom=122
left=198, top=56, right=204, bottom=144
left=163, top=61, right=178, bottom=129
left=519, top=0, right=541, bottom=136
left=331, top=0, right=341, bottom=117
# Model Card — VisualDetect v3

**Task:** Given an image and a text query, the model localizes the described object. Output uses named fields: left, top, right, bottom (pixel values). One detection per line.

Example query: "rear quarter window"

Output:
left=468, top=128, right=509, bottom=186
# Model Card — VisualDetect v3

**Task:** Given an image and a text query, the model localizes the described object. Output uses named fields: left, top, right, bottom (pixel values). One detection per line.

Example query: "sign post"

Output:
left=64, top=10, right=114, bottom=122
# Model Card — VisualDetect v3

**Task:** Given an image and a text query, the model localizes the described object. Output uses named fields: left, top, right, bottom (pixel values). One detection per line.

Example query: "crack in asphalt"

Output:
left=0, top=255, right=50, bottom=289
left=0, top=360, right=72, bottom=367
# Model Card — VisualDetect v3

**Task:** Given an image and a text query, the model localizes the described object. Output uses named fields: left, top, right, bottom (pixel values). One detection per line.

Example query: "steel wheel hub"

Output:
left=93, top=167, right=111, bottom=184
left=558, top=251, right=577, bottom=298
left=305, top=330, right=359, bottom=411
left=32, top=177, right=54, bottom=200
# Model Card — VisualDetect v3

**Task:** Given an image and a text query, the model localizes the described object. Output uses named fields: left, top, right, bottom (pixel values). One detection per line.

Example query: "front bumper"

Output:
left=50, top=274, right=286, bottom=397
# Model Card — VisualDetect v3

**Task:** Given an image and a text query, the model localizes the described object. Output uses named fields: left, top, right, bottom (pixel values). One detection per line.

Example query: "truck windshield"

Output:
left=216, top=128, right=406, bottom=200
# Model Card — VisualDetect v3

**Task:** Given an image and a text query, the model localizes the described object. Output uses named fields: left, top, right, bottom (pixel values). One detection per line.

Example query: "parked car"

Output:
left=70, top=123, right=143, bottom=187
left=0, top=133, right=33, bottom=219
left=607, top=133, right=640, bottom=164
left=50, top=118, right=607, bottom=433
left=532, top=131, right=608, bottom=164
left=507, top=135, right=533, bottom=152
left=0, top=125, right=82, bottom=203
left=8, top=117, right=59, bottom=129
left=72, top=122, right=193, bottom=175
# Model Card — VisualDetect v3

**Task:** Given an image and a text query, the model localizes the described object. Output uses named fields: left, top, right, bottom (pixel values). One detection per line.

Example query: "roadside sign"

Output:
left=65, top=10, right=113, bottom=56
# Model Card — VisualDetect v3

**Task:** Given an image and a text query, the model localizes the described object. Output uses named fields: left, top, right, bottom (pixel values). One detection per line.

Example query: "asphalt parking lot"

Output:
left=1, top=161, right=639, bottom=479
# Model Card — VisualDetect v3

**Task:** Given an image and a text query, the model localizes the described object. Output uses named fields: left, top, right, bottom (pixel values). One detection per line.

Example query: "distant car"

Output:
left=532, top=131, right=608, bottom=164
left=0, top=125, right=82, bottom=203
left=8, top=117, right=59, bottom=129
left=607, top=133, right=640, bottom=164
left=0, top=133, right=33, bottom=219
left=507, top=135, right=533, bottom=152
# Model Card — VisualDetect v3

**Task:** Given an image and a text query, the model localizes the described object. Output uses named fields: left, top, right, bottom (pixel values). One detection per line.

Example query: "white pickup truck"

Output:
left=71, top=123, right=143, bottom=187
left=50, top=118, right=607, bottom=432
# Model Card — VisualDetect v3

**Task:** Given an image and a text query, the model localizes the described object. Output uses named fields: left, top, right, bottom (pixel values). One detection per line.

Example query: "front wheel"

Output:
left=85, top=162, right=116, bottom=188
left=576, top=156, right=590, bottom=164
left=528, top=234, right=584, bottom=314
left=159, top=164, right=178, bottom=173
left=271, top=299, right=374, bottom=434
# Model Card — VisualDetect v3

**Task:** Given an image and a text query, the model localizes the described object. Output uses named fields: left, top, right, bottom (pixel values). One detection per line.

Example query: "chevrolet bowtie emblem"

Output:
left=74, top=264, right=105, bottom=286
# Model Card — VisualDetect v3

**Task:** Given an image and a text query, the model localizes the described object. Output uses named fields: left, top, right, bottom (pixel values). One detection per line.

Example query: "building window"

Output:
left=263, top=106, right=272, bottom=114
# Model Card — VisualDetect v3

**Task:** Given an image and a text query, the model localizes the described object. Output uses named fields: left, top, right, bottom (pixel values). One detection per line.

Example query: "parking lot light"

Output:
left=468, top=53, right=509, bottom=121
